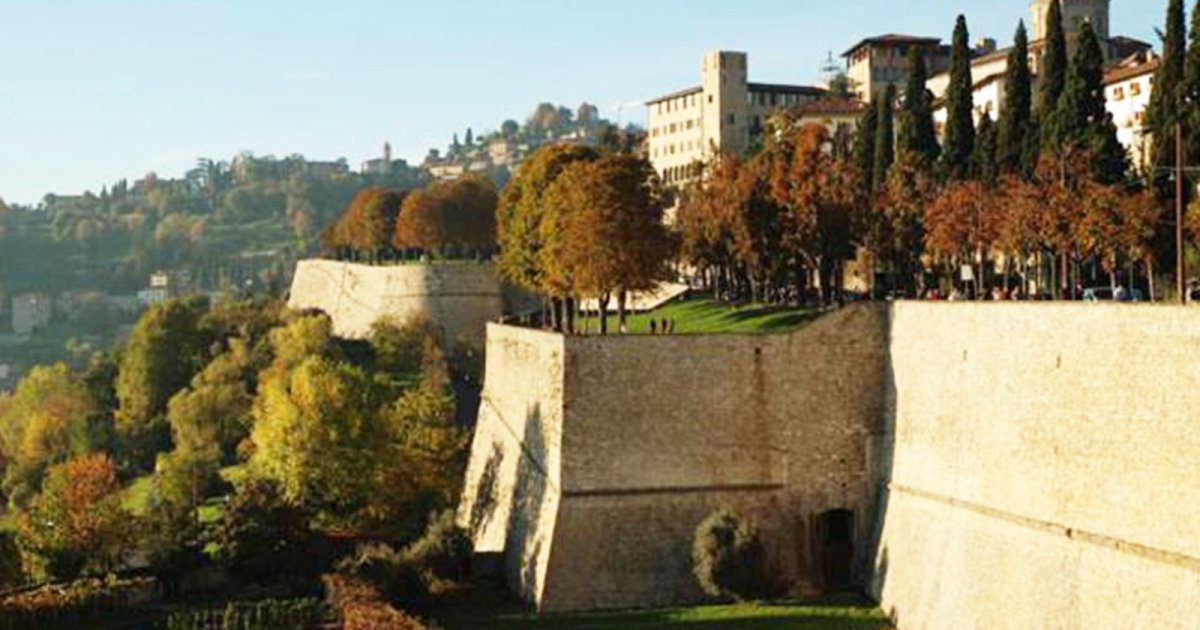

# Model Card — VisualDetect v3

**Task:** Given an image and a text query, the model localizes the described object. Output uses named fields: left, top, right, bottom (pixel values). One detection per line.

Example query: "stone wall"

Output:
left=873, top=302, right=1200, bottom=630
left=461, top=302, right=1200, bottom=624
left=286, top=260, right=508, bottom=346
left=460, top=305, right=889, bottom=612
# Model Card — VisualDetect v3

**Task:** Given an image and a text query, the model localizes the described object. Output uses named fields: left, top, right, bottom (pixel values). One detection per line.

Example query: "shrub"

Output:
left=343, top=600, right=435, bottom=630
left=400, top=511, right=471, bottom=583
left=216, top=478, right=317, bottom=583
left=691, top=507, right=767, bottom=601
left=335, top=544, right=429, bottom=610
left=164, top=597, right=325, bottom=630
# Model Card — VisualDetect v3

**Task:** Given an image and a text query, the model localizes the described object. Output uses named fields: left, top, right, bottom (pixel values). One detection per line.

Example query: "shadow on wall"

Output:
left=864, top=303, right=897, bottom=627
left=469, top=444, right=505, bottom=539
left=504, top=403, right=550, bottom=601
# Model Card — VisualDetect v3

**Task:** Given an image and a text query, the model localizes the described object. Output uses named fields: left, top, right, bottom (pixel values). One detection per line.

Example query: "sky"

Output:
left=0, top=1, right=1161, bottom=205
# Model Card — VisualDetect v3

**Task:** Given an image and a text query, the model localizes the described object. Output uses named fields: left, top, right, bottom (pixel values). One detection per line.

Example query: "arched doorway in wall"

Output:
left=816, top=509, right=855, bottom=591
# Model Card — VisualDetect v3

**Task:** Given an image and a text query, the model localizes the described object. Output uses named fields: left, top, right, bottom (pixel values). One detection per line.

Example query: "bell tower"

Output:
left=1030, top=0, right=1111, bottom=41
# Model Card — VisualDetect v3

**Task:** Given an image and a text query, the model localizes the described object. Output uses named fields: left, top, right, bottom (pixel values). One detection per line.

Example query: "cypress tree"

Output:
left=940, top=15, right=975, bottom=181
left=853, top=106, right=879, bottom=192
left=1147, top=0, right=1186, bottom=174
left=1182, top=0, right=1200, bottom=168
left=1037, top=0, right=1068, bottom=149
left=972, top=114, right=998, bottom=185
left=1055, top=22, right=1107, bottom=146
left=874, top=84, right=897, bottom=187
left=996, top=21, right=1034, bottom=176
left=898, top=47, right=940, bottom=163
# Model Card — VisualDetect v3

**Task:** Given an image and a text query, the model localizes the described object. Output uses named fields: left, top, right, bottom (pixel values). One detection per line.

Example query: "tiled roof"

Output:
left=798, top=98, right=868, bottom=116
left=646, top=86, right=702, bottom=106
left=843, top=34, right=942, bottom=57
left=747, top=82, right=827, bottom=96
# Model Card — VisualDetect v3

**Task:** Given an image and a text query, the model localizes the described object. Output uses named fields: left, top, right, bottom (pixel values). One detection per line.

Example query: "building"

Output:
left=842, top=35, right=951, bottom=103
left=137, top=270, right=191, bottom=307
left=646, top=51, right=827, bottom=187
left=361, top=142, right=409, bottom=176
left=795, top=98, right=868, bottom=146
left=11, top=292, right=51, bottom=337
left=1105, top=51, right=1159, bottom=173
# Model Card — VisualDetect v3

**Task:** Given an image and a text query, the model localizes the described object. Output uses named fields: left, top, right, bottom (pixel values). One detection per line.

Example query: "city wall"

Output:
left=460, top=306, right=890, bottom=612
left=287, top=260, right=508, bottom=346
left=872, top=303, right=1200, bottom=629
left=459, top=301, right=1200, bottom=626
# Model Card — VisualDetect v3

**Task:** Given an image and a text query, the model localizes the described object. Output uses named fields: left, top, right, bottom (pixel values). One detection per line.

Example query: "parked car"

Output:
left=1082, top=287, right=1144, bottom=302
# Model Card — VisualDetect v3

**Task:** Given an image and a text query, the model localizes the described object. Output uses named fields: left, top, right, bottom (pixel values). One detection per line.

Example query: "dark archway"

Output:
left=816, top=509, right=855, bottom=591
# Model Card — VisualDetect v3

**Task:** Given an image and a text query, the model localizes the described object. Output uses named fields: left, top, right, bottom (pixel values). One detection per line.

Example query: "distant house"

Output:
left=12, top=292, right=52, bottom=336
left=138, top=270, right=191, bottom=307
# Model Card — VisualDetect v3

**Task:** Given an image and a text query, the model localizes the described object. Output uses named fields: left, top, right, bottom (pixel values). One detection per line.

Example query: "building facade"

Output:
left=646, top=51, right=826, bottom=187
left=843, top=35, right=950, bottom=103
left=1104, top=51, right=1159, bottom=173
left=11, top=293, right=51, bottom=337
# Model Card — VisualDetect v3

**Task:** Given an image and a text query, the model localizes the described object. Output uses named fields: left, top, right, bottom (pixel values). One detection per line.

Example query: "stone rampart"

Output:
left=287, top=259, right=507, bottom=346
left=460, top=301, right=1200, bottom=626
left=872, top=302, right=1200, bottom=629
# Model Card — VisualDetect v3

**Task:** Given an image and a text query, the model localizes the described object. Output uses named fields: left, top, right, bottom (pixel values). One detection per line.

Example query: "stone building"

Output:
left=11, top=292, right=51, bottom=337
left=646, top=51, right=827, bottom=187
left=843, top=35, right=951, bottom=103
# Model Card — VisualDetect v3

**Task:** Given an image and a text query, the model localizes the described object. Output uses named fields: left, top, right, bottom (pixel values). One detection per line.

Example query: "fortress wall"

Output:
left=874, top=303, right=1200, bottom=630
left=458, top=324, right=566, bottom=603
left=287, top=260, right=505, bottom=346
left=461, top=305, right=890, bottom=612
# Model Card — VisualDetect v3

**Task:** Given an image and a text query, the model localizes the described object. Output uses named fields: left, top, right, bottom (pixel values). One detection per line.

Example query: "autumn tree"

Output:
left=16, top=454, right=131, bottom=581
left=0, top=364, right=100, bottom=507
left=324, top=188, right=406, bottom=261
left=873, top=84, right=897, bottom=188
left=548, top=155, right=672, bottom=332
left=394, top=177, right=497, bottom=257
left=925, top=181, right=998, bottom=297
left=496, top=145, right=599, bottom=295
left=869, top=152, right=937, bottom=296
left=675, top=158, right=746, bottom=301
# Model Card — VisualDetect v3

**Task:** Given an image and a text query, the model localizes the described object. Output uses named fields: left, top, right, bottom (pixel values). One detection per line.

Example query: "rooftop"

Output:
left=748, top=82, right=827, bottom=96
left=797, top=98, right=868, bottom=116
left=645, top=86, right=703, bottom=106
left=843, top=34, right=942, bottom=58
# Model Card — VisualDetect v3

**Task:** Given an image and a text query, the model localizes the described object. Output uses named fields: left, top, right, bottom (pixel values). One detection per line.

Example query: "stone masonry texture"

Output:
left=459, top=301, right=1200, bottom=627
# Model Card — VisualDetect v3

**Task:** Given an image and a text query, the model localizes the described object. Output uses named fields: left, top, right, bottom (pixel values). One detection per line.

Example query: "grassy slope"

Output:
left=578, top=296, right=820, bottom=335
left=435, top=589, right=890, bottom=630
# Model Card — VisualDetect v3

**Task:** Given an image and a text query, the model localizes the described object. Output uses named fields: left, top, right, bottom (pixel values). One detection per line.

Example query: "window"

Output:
left=728, top=113, right=736, bottom=125
left=708, top=95, right=714, bottom=104
left=1113, top=87, right=1125, bottom=101
left=1130, top=82, right=1141, bottom=96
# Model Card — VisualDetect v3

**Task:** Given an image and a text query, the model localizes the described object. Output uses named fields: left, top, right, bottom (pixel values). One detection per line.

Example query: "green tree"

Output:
left=1037, top=0, right=1068, bottom=149
left=971, top=114, right=999, bottom=186
left=115, top=298, right=212, bottom=471
left=1148, top=0, right=1186, bottom=175
left=940, top=15, right=975, bottom=181
left=997, top=21, right=1035, bottom=175
left=898, top=47, right=939, bottom=163
left=852, top=106, right=879, bottom=193
left=873, top=84, right=897, bottom=188
left=1183, top=0, right=1200, bottom=171
left=216, top=478, right=316, bottom=582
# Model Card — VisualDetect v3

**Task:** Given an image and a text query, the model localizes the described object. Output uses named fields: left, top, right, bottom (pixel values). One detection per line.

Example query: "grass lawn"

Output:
left=577, top=296, right=820, bottom=335
left=433, top=588, right=890, bottom=630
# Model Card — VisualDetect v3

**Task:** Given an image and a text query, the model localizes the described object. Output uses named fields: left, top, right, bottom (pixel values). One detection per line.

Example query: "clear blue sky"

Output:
left=0, top=0, right=1160, bottom=205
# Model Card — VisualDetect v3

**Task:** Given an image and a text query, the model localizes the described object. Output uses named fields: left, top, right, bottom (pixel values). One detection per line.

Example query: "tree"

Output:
left=0, top=364, right=99, bottom=507
left=853, top=106, right=879, bottom=193
left=940, top=15, right=975, bottom=181
left=394, top=188, right=445, bottom=254
left=250, top=356, right=382, bottom=516
left=437, top=176, right=498, bottom=255
left=1183, top=0, right=1200, bottom=171
left=925, top=181, right=998, bottom=297
left=545, top=156, right=672, bottom=332
left=971, top=114, right=998, bottom=186
left=1147, top=0, right=1186, bottom=175
left=115, top=297, right=212, bottom=471
left=16, top=454, right=130, bottom=581
left=898, top=47, right=939, bottom=163
left=464, top=128, right=474, bottom=147
left=675, top=158, right=747, bottom=301
left=216, top=478, right=316, bottom=582
left=873, top=84, right=897, bottom=188
left=1055, top=22, right=1128, bottom=183
left=500, top=119, right=520, bottom=138
left=870, top=152, right=937, bottom=296
left=496, top=144, right=598, bottom=304
left=997, top=21, right=1035, bottom=176
left=1037, top=0, right=1068, bottom=149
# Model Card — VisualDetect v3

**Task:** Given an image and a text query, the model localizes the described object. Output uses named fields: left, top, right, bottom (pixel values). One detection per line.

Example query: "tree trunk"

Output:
left=617, top=290, right=628, bottom=333
left=565, top=297, right=576, bottom=335
left=551, top=298, right=564, bottom=332
left=1147, top=256, right=1157, bottom=302
left=599, top=293, right=610, bottom=335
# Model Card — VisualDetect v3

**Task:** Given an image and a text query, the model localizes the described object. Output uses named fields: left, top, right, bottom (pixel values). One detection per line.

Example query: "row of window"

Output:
left=652, top=140, right=703, bottom=158
left=1111, top=80, right=1143, bottom=101
left=748, top=91, right=809, bottom=108
left=651, top=118, right=702, bottom=137
left=662, top=163, right=703, bottom=185
left=657, top=93, right=709, bottom=115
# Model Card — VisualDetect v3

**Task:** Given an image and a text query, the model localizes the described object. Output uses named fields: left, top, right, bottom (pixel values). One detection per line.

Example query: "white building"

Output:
left=646, top=51, right=827, bottom=187
left=1104, top=51, right=1158, bottom=173
left=11, top=293, right=51, bottom=337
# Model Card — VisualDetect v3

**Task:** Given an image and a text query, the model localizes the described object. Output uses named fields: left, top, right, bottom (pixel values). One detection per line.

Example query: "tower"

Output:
left=700, top=51, right=750, bottom=157
left=383, top=141, right=392, bottom=165
left=1030, top=0, right=1110, bottom=41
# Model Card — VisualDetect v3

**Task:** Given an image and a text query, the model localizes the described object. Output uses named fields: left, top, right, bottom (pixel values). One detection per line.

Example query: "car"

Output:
left=1082, top=287, right=1144, bottom=303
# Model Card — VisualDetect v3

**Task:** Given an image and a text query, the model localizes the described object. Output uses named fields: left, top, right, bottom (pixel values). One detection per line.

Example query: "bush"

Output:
left=335, top=544, right=429, bottom=610
left=343, top=600, right=435, bottom=630
left=216, top=478, right=317, bottom=583
left=691, top=507, right=767, bottom=601
left=399, top=511, right=471, bottom=583
left=164, top=597, right=325, bottom=630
